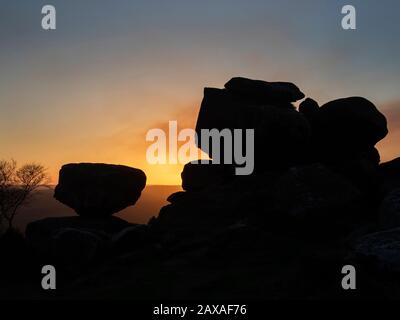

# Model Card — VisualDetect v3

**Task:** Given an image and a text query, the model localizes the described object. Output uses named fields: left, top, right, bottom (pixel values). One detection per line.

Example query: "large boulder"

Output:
left=306, top=97, right=387, bottom=192
left=54, top=163, right=146, bottom=217
left=195, top=84, right=312, bottom=171
left=314, top=97, right=388, bottom=153
left=224, top=77, right=305, bottom=106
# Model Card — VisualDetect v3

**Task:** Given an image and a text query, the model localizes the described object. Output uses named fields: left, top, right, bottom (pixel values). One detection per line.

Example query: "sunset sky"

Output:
left=1, top=0, right=399, bottom=185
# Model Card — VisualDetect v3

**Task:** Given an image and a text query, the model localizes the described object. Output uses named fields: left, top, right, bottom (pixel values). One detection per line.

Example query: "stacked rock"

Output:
left=146, top=79, right=400, bottom=298
left=153, top=77, right=390, bottom=238
left=54, top=163, right=146, bottom=217
left=300, top=96, right=387, bottom=193
left=195, top=77, right=312, bottom=171
left=26, top=163, right=146, bottom=267
left=19, top=77, right=400, bottom=298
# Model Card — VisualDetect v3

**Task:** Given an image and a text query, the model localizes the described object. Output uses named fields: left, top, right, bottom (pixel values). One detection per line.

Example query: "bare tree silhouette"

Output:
left=0, top=160, right=49, bottom=230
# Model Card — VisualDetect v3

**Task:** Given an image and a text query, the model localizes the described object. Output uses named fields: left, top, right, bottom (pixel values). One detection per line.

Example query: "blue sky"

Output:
left=0, top=0, right=399, bottom=183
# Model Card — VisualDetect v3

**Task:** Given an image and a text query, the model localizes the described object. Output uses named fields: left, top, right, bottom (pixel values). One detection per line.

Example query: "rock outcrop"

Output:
left=19, top=77, right=400, bottom=300
left=54, top=163, right=146, bottom=217
left=195, top=78, right=312, bottom=171
left=25, top=163, right=147, bottom=268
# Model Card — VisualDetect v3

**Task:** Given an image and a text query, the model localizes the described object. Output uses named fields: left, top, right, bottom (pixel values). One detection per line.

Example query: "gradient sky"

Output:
left=1, top=0, right=399, bottom=184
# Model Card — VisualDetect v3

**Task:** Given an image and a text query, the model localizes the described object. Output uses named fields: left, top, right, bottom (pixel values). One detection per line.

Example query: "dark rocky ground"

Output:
left=2, top=77, right=400, bottom=300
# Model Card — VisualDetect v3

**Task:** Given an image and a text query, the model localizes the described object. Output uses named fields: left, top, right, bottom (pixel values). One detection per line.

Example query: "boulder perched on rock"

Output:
left=12, top=76, right=400, bottom=300
left=195, top=84, right=312, bottom=171
left=314, top=97, right=388, bottom=153
left=26, top=216, right=132, bottom=239
left=54, top=163, right=146, bottom=217
left=224, top=77, right=305, bottom=106
left=181, top=161, right=235, bottom=191
left=302, top=97, right=388, bottom=191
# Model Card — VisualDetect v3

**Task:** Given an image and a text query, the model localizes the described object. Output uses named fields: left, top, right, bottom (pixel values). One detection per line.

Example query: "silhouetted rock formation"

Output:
left=195, top=78, right=312, bottom=170
left=54, top=163, right=146, bottom=217
left=144, top=77, right=400, bottom=298
left=19, top=77, right=400, bottom=300
left=224, top=77, right=305, bottom=106
left=158, top=78, right=390, bottom=237
left=23, top=163, right=147, bottom=270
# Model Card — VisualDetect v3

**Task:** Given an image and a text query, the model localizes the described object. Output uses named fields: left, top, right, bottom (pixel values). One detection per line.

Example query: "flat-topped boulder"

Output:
left=224, top=77, right=305, bottom=105
left=54, top=163, right=146, bottom=217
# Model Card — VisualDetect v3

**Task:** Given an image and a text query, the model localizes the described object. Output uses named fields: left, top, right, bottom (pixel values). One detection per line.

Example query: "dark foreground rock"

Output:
left=111, top=224, right=155, bottom=254
left=299, top=97, right=388, bottom=194
left=25, top=216, right=134, bottom=267
left=379, top=189, right=400, bottom=230
left=181, top=161, right=235, bottom=191
left=379, top=157, right=400, bottom=196
left=355, top=228, right=400, bottom=273
left=54, top=163, right=146, bottom=217
left=274, top=164, right=363, bottom=231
